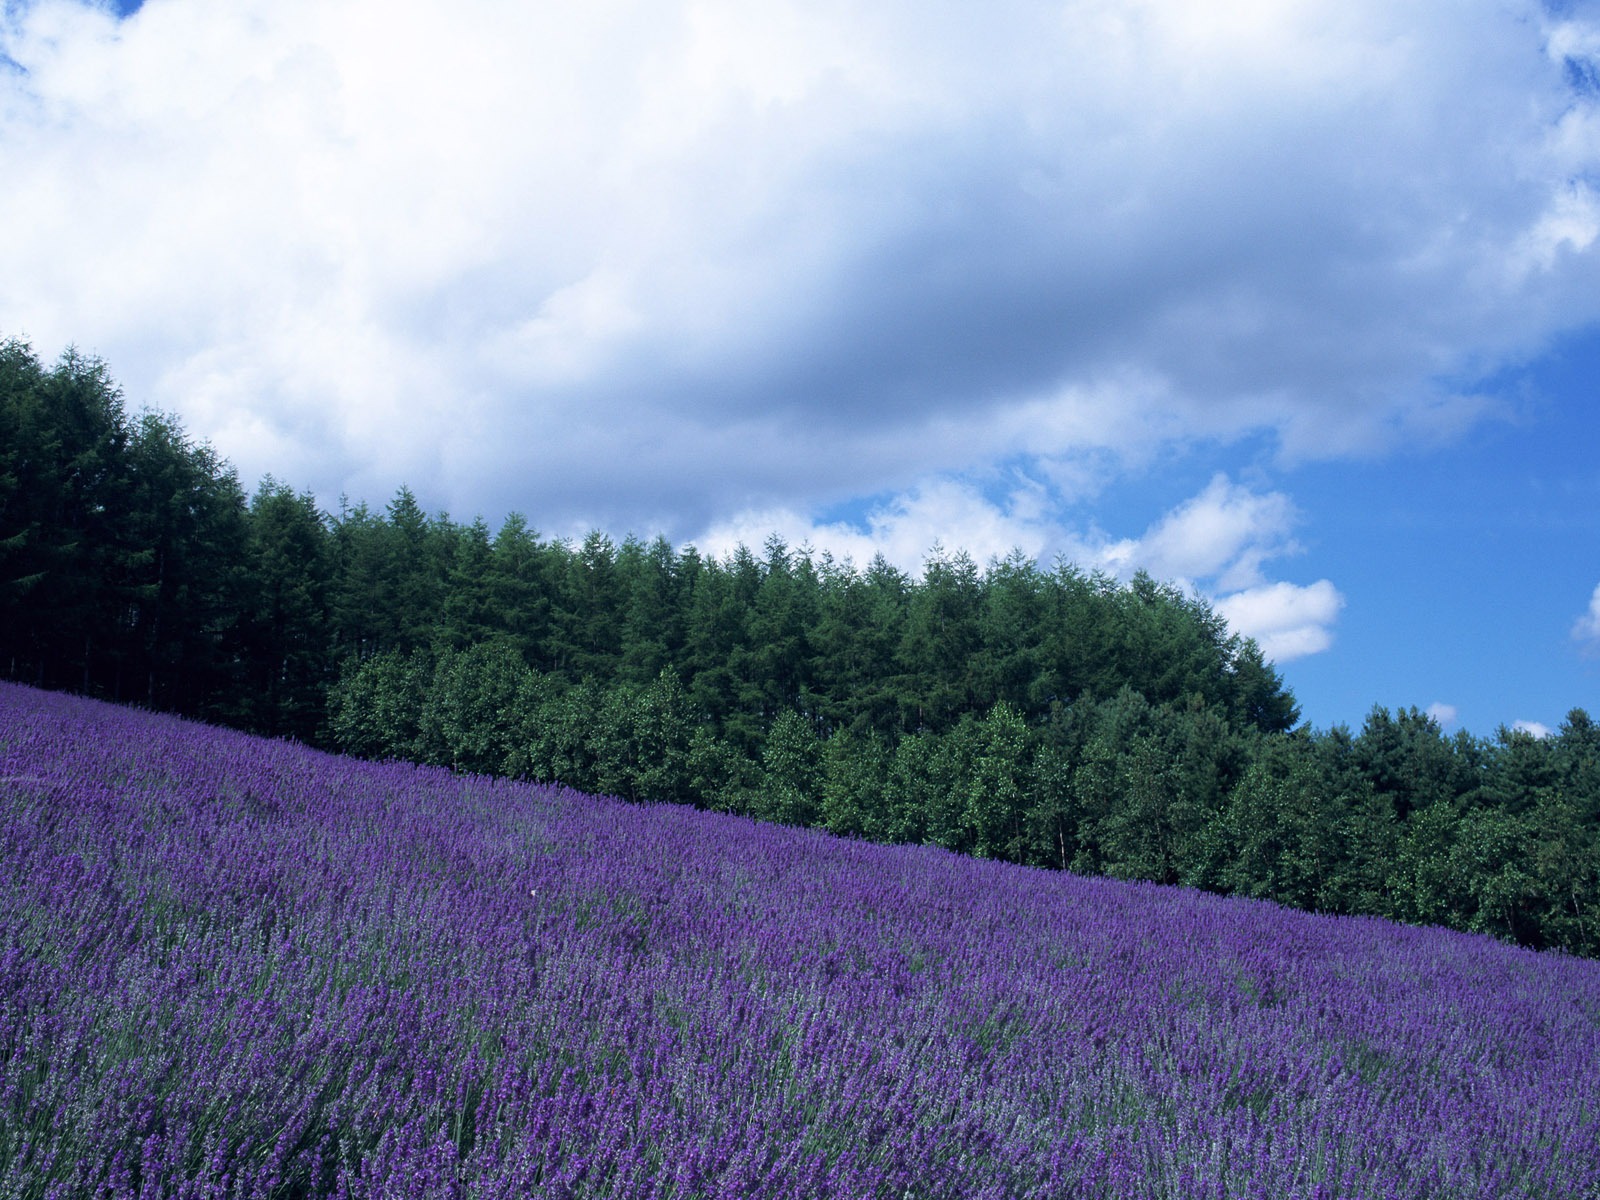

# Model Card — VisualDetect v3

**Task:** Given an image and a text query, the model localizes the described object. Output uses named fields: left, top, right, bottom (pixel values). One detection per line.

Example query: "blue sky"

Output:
left=1, top=0, right=1597, bottom=735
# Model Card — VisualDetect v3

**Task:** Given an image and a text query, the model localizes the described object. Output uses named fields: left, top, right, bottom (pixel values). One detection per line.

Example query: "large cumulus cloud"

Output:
left=2, top=0, right=1598, bottom=566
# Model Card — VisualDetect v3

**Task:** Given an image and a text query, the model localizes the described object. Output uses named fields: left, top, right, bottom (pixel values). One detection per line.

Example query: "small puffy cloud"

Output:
left=1426, top=702, right=1459, bottom=728
left=1211, top=581, right=1346, bottom=663
left=1512, top=719, right=1554, bottom=739
left=1097, top=475, right=1300, bottom=592
left=1573, top=582, right=1600, bottom=652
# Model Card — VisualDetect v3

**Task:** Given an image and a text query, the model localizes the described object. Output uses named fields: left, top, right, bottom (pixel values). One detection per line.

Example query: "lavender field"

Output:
left=2, top=683, right=1598, bottom=1198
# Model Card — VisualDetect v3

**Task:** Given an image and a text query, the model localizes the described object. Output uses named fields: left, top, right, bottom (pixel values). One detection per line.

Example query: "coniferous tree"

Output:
left=385, top=486, right=448, bottom=654
left=616, top=535, right=683, bottom=686
left=240, top=478, right=332, bottom=739
left=1554, top=709, right=1600, bottom=822
left=442, top=517, right=497, bottom=650
left=487, top=514, right=551, bottom=664
left=975, top=552, right=1048, bottom=714
left=0, top=339, right=51, bottom=680
left=1352, top=706, right=1473, bottom=820
left=121, top=411, right=252, bottom=714
left=15, top=338, right=1600, bottom=956
left=810, top=552, right=909, bottom=736
left=330, top=499, right=391, bottom=660
left=898, top=546, right=982, bottom=733
left=547, top=532, right=623, bottom=681
left=25, top=348, right=131, bottom=693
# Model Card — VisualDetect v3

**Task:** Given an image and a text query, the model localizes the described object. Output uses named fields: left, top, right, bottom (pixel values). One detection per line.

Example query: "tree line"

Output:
left=4, top=338, right=1597, bottom=955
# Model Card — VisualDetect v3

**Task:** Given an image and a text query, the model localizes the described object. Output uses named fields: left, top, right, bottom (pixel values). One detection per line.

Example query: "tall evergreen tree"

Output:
left=241, top=478, right=332, bottom=739
left=898, top=546, right=982, bottom=732
left=384, top=485, right=448, bottom=653
left=616, top=535, right=683, bottom=686
left=330, top=499, right=391, bottom=660
left=31, top=348, right=133, bottom=693
left=442, top=517, right=497, bottom=650
left=547, top=531, right=623, bottom=680
left=120, top=411, right=251, bottom=713
left=487, top=514, right=551, bottom=664
left=0, top=339, right=49, bottom=679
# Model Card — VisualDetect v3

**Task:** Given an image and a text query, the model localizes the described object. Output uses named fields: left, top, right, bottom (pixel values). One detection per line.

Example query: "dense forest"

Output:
left=4, top=337, right=1598, bottom=956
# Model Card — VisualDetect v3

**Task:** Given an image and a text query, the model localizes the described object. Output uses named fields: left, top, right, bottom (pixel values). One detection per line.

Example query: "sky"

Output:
left=2, top=0, right=1598, bottom=736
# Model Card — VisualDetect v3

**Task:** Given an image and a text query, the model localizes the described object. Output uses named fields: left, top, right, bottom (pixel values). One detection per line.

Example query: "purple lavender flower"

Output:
left=1, top=680, right=1596, bottom=1198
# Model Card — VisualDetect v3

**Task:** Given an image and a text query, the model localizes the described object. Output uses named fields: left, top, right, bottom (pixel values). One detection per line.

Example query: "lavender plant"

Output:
left=2, top=681, right=1596, bottom=1198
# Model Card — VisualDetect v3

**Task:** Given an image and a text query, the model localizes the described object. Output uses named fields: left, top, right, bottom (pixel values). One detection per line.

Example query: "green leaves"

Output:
left=760, top=709, right=822, bottom=827
left=964, top=702, right=1029, bottom=860
left=9, top=338, right=1599, bottom=960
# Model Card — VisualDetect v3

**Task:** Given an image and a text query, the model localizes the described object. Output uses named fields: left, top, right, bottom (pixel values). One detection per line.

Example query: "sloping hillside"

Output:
left=3, top=682, right=1597, bottom=1198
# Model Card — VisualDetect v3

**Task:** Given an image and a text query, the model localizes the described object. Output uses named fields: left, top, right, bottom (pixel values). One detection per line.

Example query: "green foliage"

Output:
left=239, top=478, right=332, bottom=740
left=485, top=513, right=551, bottom=662
left=1024, top=740, right=1078, bottom=870
left=1096, top=736, right=1195, bottom=886
left=1198, top=741, right=1346, bottom=910
left=0, top=340, right=258, bottom=709
left=760, top=709, right=823, bottom=826
left=525, top=680, right=606, bottom=793
left=1554, top=708, right=1600, bottom=823
left=441, top=517, right=497, bottom=650
left=1351, top=706, right=1473, bottom=820
left=1387, top=800, right=1466, bottom=928
left=326, top=650, right=430, bottom=760
left=687, top=724, right=762, bottom=816
left=420, top=641, right=532, bottom=774
left=9, top=339, right=1600, bottom=958
left=881, top=734, right=935, bottom=846
left=964, top=702, right=1030, bottom=860
left=820, top=729, right=889, bottom=839
left=629, top=666, right=698, bottom=805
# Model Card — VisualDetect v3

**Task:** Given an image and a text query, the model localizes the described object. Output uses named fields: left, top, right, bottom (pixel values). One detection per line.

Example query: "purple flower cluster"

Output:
left=2, top=681, right=1597, bottom=1199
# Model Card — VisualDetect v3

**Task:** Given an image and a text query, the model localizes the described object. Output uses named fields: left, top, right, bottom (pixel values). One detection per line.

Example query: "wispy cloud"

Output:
left=1574, top=582, right=1600, bottom=653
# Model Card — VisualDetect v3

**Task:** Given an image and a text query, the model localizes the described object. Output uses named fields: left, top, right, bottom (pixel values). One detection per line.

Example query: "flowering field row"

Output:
left=2, top=681, right=1597, bottom=1198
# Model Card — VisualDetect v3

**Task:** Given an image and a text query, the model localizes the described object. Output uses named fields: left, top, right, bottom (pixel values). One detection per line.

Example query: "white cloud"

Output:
left=1211, top=581, right=1345, bottom=663
left=1426, top=702, right=1459, bottom=729
left=1573, top=582, right=1600, bottom=652
left=1096, top=475, right=1300, bottom=592
left=1512, top=719, right=1554, bottom=739
left=2, top=0, right=1598, bottom=534
left=701, top=472, right=1345, bottom=661
left=1512, top=181, right=1600, bottom=276
left=1081, top=475, right=1346, bottom=661
left=698, top=478, right=1060, bottom=574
